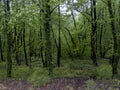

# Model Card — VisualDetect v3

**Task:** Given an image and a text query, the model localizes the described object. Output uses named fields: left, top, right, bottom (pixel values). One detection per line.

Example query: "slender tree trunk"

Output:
left=39, top=29, right=45, bottom=67
left=99, top=24, right=104, bottom=58
left=63, top=32, right=74, bottom=61
left=71, top=0, right=77, bottom=31
left=64, top=27, right=76, bottom=47
left=0, top=36, right=4, bottom=61
left=44, top=0, right=53, bottom=75
left=23, top=23, right=29, bottom=66
left=99, top=9, right=104, bottom=58
left=57, top=1, right=61, bottom=67
left=4, top=0, right=12, bottom=77
left=29, top=28, right=32, bottom=68
left=107, top=0, right=119, bottom=75
left=0, top=0, right=4, bottom=62
left=7, top=29, right=12, bottom=77
left=38, top=0, right=46, bottom=67
left=51, top=28, right=57, bottom=48
left=91, top=0, right=98, bottom=66
left=14, top=26, right=20, bottom=65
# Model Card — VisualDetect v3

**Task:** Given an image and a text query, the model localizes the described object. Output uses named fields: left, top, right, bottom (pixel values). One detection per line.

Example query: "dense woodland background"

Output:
left=0, top=0, right=120, bottom=89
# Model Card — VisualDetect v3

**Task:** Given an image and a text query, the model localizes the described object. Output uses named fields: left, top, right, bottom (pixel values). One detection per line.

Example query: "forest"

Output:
left=0, top=0, right=120, bottom=90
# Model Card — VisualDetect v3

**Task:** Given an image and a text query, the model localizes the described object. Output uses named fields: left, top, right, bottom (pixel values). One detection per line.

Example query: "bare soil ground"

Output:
left=0, top=77, right=87, bottom=90
left=0, top=77, right=120, bottom=90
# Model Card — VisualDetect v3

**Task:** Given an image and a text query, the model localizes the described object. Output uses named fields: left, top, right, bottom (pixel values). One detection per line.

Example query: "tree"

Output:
left=107, top=0, right=119, bottom=76
left=4, top=0, right=12, bottom=77
left=90, top=0, right=98, bottom=66
left=0, top=35, right=4, bottom=62
left=57, top=0, right=61, bottom=67
left=44, top=0, right=53, bottom=75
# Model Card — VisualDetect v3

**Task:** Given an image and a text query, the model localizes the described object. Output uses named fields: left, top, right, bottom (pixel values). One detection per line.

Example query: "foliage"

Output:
left=0, top=62, right=6, bottom=79
left=96, top=64, right=112, bottom=79
left=0, top=0, right=120, bottom=88
left=13, top=66, right=33, bottom=79
left=28, top=68, right=51, bottom=86
left=85, top=79, right=96, bottom=90
left=53, top=67, right=75, bottom=77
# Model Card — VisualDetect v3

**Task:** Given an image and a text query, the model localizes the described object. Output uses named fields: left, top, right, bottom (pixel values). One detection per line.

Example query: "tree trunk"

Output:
left=29, top=28, right=32, bottom=68
left=4, top=0, right=12, bottom=77
left=63, top=32, right=74, bottom=61
left=107, top=0, right=119, bottom=75
left=57, top=1, right=61, bottom=67
left=23, top=23, right=29, bottom=66
left=51, top=27, right=57, bottom=48
left=64, top=27, right=76, bottom=47
left=14, top=26, right=20, bottom=65
left=0, top=36, right=4, bottom=61
left=71, top=0, right=77, bottom=31
left=99, top=21, right=104, bottom=58
left=44, top=0, right=53, bottom=75
left=91, top=0, right=98, bottom=66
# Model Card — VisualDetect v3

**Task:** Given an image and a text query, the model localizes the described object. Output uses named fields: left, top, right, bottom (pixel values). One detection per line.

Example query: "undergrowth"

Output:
left=0, top=59, right=120, bottom=87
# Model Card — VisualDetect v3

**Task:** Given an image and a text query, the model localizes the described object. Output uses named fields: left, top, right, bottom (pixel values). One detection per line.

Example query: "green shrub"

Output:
left=96, top=64, right=112, bottom=79
left=53, top=67, right=76, bottom=78
left=0, top=62, right=6, bottom=79
left=85, top=79, right=96, bottom=90
left=13, top=66, right=33, bottom=79
left=28, top=68, right=51, bottom=86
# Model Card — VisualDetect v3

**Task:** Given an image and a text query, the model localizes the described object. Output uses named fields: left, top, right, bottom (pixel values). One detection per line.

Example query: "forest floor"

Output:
left=1, top=59, right=120, bottom=90
left=0, top=77, right=120, bottom=90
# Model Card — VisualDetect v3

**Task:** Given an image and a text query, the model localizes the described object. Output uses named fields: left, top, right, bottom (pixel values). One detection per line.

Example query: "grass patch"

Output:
left=96, top=64, right=112, bottom=79
left=0, top=58, right=119, bottom=87
left=28, top=68, right=51, bottom=87
left=53, top=67, right=75, bottom=77
left=13, top=66, right=34, bottom=79
left=0, top=62, right=6, bottom=79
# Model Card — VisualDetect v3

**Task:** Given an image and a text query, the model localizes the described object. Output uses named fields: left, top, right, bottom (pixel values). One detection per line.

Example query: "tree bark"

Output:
left=23, top=23, right=29, bottom=66
left=44, top=0, right=53, bottom=75
left=107, top=0, right=119, bottom=75
left=0, top=36, right=4, bottom=62
left=14, top=26, right=20, bottom=65
left=91, top=0, right=98, bottom=66
left=63, top=32, right=74, bottom=61
left=57, top=0, right=61, bottom=67
left=4, top=0, right=12, bottom=77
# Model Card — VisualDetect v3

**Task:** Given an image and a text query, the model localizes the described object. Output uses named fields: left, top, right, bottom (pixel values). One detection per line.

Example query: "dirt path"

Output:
left=35, top=77, right=88, bottom=90
left=0, top=80, right=32, bottom=90
left=0, top=77, right=120, bottom=90
left=0, top=77, right=87, bottom=90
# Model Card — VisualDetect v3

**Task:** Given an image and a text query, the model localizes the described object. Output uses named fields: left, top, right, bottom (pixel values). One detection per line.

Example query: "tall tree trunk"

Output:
left=0, top=0, right=4, bottom=62
left=23, top=23, right=29, bottom=66
left=38, top=0, right=46, bottom=67
left=0, top=36, right=4, bottom=61
left=44, top=0, right=53, bottom=75
left=99, top=9, right=104, bottom=58
left=107, top=0, right=119, bottom=75
left=71, top=0, right=77, bottom=31
left=29, top=28, right=32, bottom=68
left=40, top=29, right=45, bottom=67
left=57, top=0, right=61, bottom=67
left=64, top=27, right=76, bottom=47
left=91, top=0, right=98, bottom=66
left=51, top=27, right=57, bottom=48
left=4, top=0, right=12, bottom=77
left=99, top=24, right=104, bottom=58
left=14, top=26, right=20, bottom=65
left=63, top=32, right=74, bottom=61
